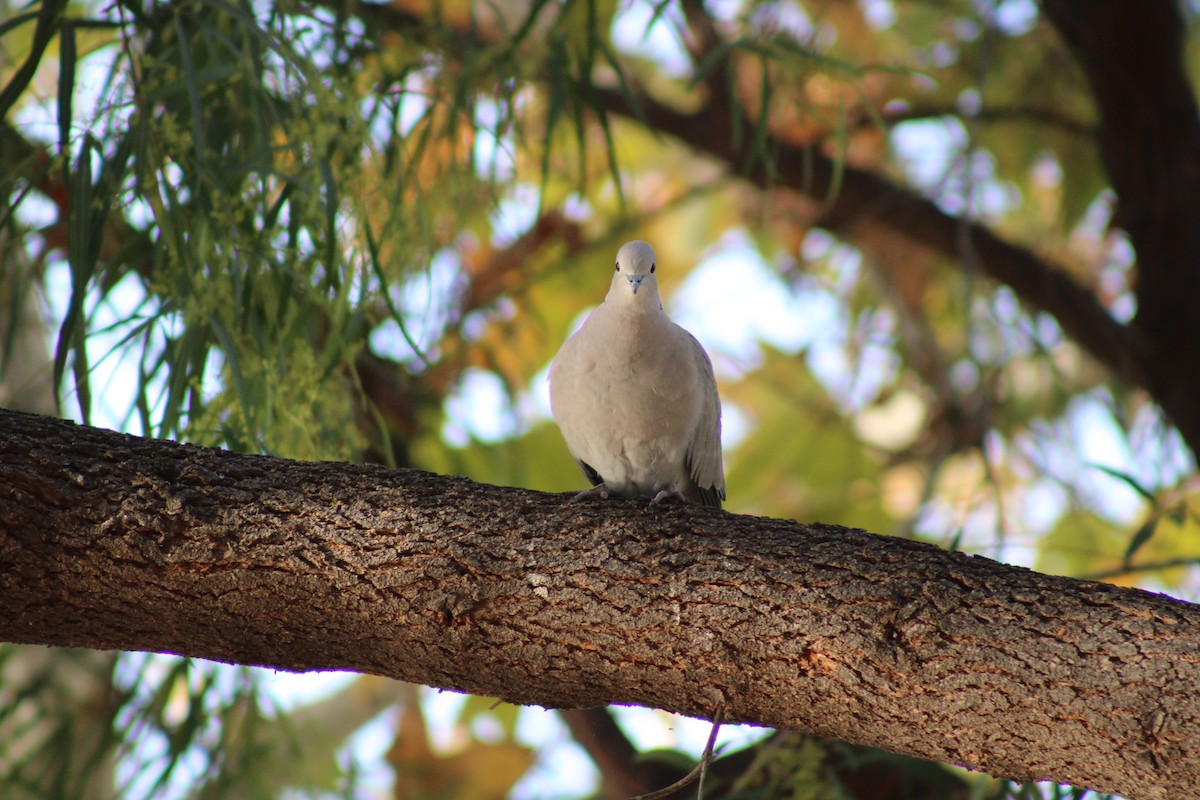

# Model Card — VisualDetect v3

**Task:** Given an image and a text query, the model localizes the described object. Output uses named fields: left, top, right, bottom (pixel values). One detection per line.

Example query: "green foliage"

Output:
left=725, top=345, right=894, bottom=529
left=726, top=735, right=845, bottom=799
left=0, top=648, right=120, bottom=800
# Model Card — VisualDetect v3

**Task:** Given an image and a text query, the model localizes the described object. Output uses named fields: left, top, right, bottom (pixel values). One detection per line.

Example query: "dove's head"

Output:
left=609, top=240, right=661, bottom=306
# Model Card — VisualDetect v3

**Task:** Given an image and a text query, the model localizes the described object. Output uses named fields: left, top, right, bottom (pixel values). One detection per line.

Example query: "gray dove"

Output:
left=549, top=240, right=725, bottom=508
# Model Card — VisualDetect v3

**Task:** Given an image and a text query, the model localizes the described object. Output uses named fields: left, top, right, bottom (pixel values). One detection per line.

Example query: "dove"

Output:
left=548, top=240, right=725, bottom=508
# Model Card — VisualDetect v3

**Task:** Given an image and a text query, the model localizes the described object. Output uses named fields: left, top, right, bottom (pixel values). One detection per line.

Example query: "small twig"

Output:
left=1084, top=556, right=1200, bottom=582
left=625, top=710, right=725, bottom=800
left=693, top=710, right=722, bottom=799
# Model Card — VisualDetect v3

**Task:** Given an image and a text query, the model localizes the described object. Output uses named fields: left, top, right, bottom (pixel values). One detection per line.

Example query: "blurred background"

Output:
left=2, top=0, right=1198, bottom=797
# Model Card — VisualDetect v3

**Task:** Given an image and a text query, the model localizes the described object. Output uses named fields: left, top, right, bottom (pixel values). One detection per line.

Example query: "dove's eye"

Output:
left=650, top=263, right=656, bottom=274
left=614, top=261, right=620, bottom=272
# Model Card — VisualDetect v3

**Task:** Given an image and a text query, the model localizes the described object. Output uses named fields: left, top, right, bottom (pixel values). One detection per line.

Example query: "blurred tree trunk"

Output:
left=0, top=240, right=56, bottom=417
left=1041, top=0, right=1200, bottom=455
left=0, top=245, right=119, bottom=800
left=1, top=408, right=1196, bottom=800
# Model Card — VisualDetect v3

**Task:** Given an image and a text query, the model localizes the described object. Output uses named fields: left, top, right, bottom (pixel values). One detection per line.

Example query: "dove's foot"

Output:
left=570, top=484, right=611, bottom=502
left=650, top=484, right=688, bottom=507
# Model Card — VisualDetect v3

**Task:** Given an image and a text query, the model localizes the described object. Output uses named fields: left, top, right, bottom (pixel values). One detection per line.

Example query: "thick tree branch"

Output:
left=1, top=408, right=1197, bottom=799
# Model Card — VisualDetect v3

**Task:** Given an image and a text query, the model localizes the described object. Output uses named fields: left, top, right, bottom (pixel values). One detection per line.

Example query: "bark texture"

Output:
left=1, top=408, right=1198, bottom=798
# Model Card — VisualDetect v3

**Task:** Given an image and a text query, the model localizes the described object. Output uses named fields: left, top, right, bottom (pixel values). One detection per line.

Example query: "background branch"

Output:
left=589, top=83, right=1152, bottom=398
left=340, top=0, right=1197, bottom=456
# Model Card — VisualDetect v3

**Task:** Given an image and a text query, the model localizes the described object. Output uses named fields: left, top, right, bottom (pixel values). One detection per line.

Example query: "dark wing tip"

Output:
left=579, top=460, right=604, bottom=487
left=696, top=485, right=724, bottom=509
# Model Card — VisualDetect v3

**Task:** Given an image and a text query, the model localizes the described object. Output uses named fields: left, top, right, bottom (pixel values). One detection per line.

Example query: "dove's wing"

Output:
left=681, top=328, right=725, bottom=508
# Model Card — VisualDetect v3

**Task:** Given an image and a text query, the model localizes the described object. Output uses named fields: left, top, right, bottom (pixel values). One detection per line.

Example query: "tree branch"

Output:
left=589, top=84, right=1152, bottom=393
left=1, top=408, right=1197, bottom=799
left=883, top=102, right=1097, bottom=139
left=558, top=708, right=688, bottom=798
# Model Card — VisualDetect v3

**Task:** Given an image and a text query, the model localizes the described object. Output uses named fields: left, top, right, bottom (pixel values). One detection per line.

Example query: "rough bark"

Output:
left=1, top=408, right=1197, bottom=799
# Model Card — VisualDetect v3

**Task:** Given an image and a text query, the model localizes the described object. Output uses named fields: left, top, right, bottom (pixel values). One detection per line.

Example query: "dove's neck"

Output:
left=597, top=286, right=669, bottom=358
left=605, top=279, right=663, bottom=318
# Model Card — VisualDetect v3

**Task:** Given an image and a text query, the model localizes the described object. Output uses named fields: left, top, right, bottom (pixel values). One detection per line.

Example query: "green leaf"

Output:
left=742, top=49, right=774, bottom=179
left=946, top=528, right=965, bottom=552
left=0, top=0, right=67, bottom=121
left=56, top=20, right=76, bottom=159
left=690, top=37, right=744, bottom=89
left=318, top=155, right=339, bottom=291
left=55, top=135, right=103, bottom=422
left=1122, top=518, right=1159, bottom=565
left=364, top=218, right=431, bottom=368
left=1088, top=463, right=1156, bottom=504
left=173, top=12, right=209, bottom=168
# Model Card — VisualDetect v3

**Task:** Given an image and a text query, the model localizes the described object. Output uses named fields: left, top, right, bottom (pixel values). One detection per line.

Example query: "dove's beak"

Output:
left=627, top=274, right=646, bottom=294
